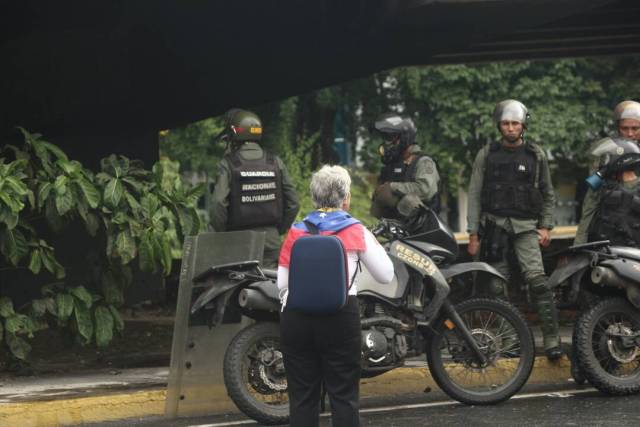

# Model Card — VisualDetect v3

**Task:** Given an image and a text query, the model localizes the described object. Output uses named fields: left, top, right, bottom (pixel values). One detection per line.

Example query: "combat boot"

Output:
left=528, top=275, right=563, bottom=360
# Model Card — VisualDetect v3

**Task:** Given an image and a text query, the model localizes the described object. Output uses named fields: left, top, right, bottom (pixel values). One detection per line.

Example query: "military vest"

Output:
left=227, top=150, right=283, bottom=229
left=588, top=180, right=640, bottom=246
left=481, top=142, right=543, bottom=219
left=378, top=155, right=441, bottom=212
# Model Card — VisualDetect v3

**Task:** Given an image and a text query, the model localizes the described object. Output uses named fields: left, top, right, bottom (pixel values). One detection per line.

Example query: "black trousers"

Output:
left=280, top=298, right=361, bottom=427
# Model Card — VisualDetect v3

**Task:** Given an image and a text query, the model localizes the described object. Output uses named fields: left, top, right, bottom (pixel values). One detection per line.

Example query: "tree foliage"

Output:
left=0, top=130, right=203, bottom=361
left=162, top=57, right=639, bottom=209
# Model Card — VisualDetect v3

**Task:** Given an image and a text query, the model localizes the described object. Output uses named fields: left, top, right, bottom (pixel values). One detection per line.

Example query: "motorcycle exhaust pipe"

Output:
left=238, top=288, right=280, bottom=312
left=591, top=266, right=629, bottom=289
left=591, top=267, right=640, bottom=308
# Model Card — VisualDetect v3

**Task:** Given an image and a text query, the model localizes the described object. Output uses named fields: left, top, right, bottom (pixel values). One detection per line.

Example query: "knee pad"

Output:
left=528, top=275, right=549, bottom=296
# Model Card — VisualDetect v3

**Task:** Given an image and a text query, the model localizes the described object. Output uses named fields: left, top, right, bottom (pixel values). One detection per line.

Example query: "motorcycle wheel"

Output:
left=223, top=322, right=289, bottom=425
left=426, top=298, right=535, bottom=405
left=575, top=297, right=640, bottom=395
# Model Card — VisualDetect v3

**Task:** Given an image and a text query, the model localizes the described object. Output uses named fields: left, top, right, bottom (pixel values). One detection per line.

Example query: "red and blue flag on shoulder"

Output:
left=278, top=209, right=366, bottom=268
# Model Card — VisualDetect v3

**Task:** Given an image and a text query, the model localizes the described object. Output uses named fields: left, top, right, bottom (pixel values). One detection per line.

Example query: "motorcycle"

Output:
left=548, top=240, right=640, bottom=395
left=190, top=208, right=535, bottom=425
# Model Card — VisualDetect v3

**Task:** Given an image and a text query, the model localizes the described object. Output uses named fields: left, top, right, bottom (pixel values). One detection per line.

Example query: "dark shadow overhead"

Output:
left=1, top=0, right=638, bottom=139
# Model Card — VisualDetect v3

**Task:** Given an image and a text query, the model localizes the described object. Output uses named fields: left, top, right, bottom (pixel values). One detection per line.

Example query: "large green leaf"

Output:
left=0, top=296, right=15, bottom=317
left=0, top=191, right=25, bottom=214
left=73, top=300, right=93, bottom=344
left=108, top=305, right=125, bottom=332
left=28, top=249, right=42, bottom=274
left=6, top=333, right=32, bottom=360
left=115, top=229, right=136, bottom=264
left=56, top=158, right=78, bottom=175
left=77, top=177, right=100, bottom=208
left=40, top=141, right=69, bottom=161
left=5, top=314, right=31, bottom=335
left=37, top=182, right=53, bottom=209
left=53, top=175, right=68, bottom=195
left=138, top=231, right=156, bottom=273
left=1, top=212, right=19, bottom=230
left=40, top=247, right=66, bottom=279
left=56, top=293, right=74, bottom=321
left=103, top=178, right=124, bottom=209
left=141, top=194, right=160, bottom=219
left=55, top=190, right=74, bottom=216
left=0, top=227, right=29, bottom=265
left=4, top=176, right=30, bottom=197
left=69, top=286, right=93, bottom=308
left=94, top=306, right=114, bottom=348
left=124, top=192, right=142, bottom=214
left=44, top=297, right=57, bottom=316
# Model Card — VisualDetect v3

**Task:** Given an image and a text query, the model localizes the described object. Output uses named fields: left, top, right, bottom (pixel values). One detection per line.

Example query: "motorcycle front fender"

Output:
left=547, top=253, right=590, bottom=289
left=389, top=241, right=450, bottom=321
left=439, top=261, right=506, bottom=282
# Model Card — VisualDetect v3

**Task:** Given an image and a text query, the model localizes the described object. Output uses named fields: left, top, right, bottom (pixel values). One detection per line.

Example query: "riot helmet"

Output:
left=586, top=137, right=640, bottom=190
left=493, top=99, right=529, bottom=125
left=591, top=137, right=640, bottom=173
left=493, top=99, right=529, bottom=143
left=372, top=113, right=417, bottom=164
left=613, top=100, right=640, bottom=122
left=222, top=108, right=263, bottom=143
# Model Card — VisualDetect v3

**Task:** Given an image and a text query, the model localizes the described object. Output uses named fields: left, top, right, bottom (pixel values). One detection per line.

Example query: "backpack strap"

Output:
left=303, top=220, right=319, bottom=235
left=348, top=255, right=361, bottom=291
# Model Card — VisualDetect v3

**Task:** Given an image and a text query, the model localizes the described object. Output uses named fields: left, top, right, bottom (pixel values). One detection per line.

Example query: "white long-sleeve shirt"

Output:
left=277, top=228, right=394, bottom=306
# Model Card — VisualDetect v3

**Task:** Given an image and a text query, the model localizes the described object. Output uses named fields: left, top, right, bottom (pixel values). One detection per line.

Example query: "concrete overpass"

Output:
left=1, top=0, right=639, bottom=163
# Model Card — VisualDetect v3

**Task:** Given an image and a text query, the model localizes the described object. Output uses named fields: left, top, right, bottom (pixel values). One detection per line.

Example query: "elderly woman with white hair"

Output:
left=277, top=165, right=393, bottom=427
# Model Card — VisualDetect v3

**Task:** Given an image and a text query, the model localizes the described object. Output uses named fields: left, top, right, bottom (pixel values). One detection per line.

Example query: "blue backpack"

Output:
left=286, top=221, right=359, bottom=314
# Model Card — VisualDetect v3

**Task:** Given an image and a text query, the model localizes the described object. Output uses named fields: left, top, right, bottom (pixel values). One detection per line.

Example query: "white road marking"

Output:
left=184, top=388, right=598, bottom=427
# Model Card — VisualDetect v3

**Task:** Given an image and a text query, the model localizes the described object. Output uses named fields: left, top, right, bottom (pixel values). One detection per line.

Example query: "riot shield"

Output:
left=165, top=231, right=265, bottom=417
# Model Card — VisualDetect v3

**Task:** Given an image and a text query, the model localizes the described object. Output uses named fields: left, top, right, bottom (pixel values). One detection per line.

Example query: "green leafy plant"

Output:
left=0, top=130, right=203, bottom=361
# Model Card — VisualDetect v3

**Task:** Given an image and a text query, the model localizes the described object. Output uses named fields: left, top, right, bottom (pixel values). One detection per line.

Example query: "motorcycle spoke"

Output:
left=590, top=311, right=640, bottom=379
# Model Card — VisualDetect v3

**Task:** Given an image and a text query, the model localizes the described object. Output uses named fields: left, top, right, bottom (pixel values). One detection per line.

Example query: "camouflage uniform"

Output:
left=371, top=144, right=440, bottom=219
left=467, top=140, right=560, bottom=352
left=211, top=142, right=300, bottom=268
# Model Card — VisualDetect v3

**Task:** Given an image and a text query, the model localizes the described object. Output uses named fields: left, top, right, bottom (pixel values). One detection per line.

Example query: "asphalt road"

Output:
left=86, top=384, right=640, bottom=427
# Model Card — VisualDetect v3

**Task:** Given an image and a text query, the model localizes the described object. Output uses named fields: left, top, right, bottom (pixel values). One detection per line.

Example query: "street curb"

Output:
left=0, top=356, right=572, bottom=427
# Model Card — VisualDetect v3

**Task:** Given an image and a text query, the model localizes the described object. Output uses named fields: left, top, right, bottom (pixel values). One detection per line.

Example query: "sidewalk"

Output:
left=0, top=326, right=576, bottom=427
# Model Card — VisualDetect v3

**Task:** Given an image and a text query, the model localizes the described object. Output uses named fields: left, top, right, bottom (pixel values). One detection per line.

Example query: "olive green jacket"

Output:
left=373, top=144, right=440, bottom=218
left=467, top=141, right=555, bottom=235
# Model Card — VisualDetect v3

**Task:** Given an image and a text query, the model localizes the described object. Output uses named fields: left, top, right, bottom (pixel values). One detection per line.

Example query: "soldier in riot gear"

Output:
left=370, top=112, right=440, bottom=223
left=467, top=99, right=562, bottom=360
left=575, top=137, right=640, bottom=246
left=577, top=100, right=640, bottom=227
left=210, top=108, right=300, bottom=268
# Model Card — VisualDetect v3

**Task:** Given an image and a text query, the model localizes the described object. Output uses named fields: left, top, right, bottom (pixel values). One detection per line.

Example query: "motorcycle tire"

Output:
left=575, top=297, right=640, bottom=395
left=426, top=298, right=535, bottom=405
left=223, top=322, right=289, bottom=425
